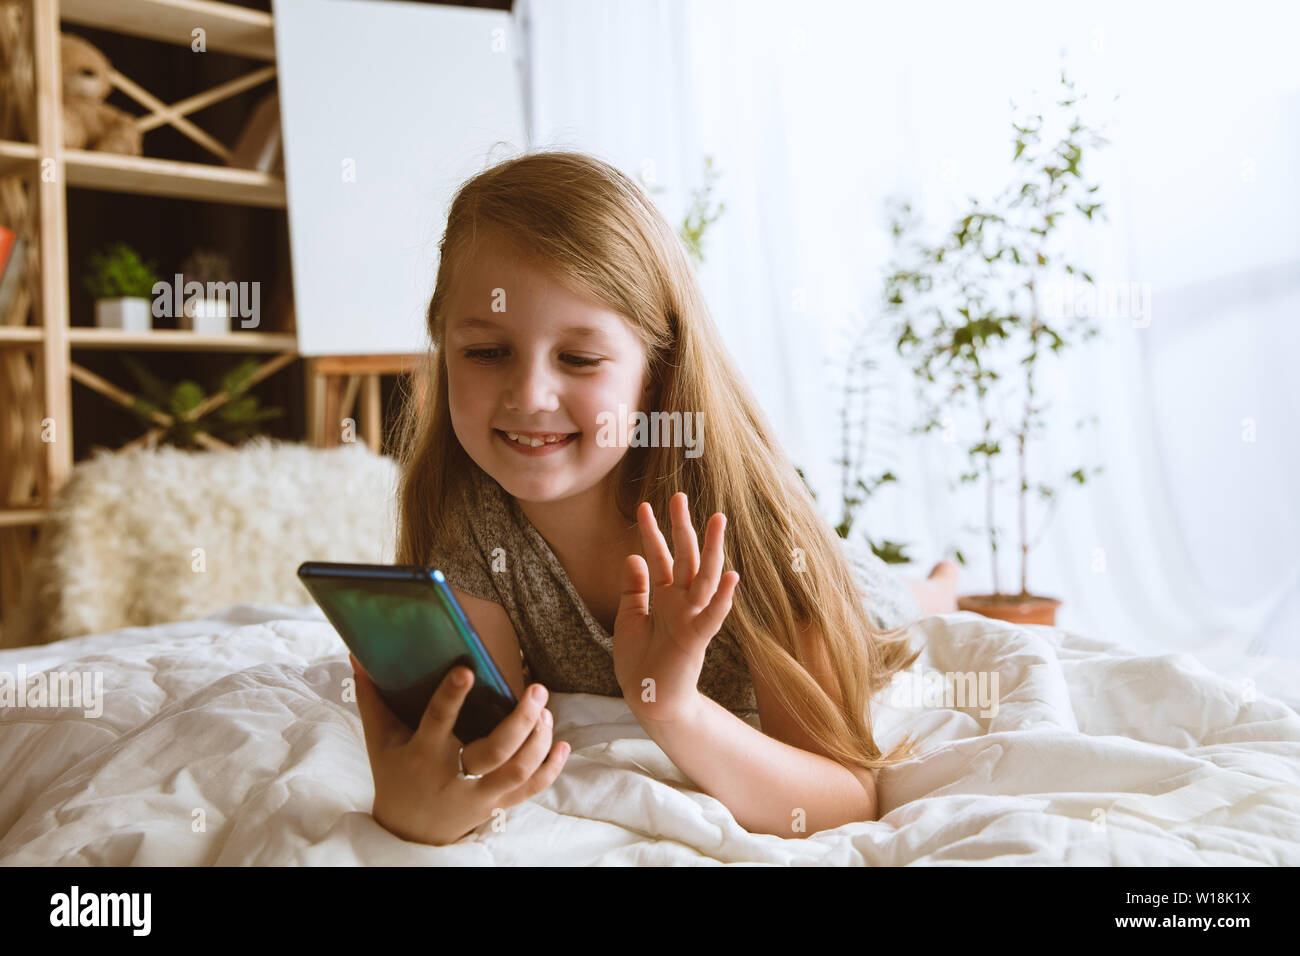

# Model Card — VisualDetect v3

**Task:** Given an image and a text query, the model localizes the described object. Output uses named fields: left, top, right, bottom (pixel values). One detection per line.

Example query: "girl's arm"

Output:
left=629, top=618, right=878, bottom=838
left=614, top=495, right=878, bottom=837
left=632, top=691, right=877, bottom=838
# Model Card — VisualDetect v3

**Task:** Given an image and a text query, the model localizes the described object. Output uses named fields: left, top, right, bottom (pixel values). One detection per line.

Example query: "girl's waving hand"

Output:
left=612, top=491, right=740, bottom=724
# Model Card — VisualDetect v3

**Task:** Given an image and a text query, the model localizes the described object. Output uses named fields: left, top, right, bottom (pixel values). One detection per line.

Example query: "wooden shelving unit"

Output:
left=60, top=0, right=276, bottom=60
left=0, top=0, right=296, bottom=632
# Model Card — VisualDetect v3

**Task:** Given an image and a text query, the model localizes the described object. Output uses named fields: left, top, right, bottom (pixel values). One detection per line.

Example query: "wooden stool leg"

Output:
left=338, top=374, right=362, bottom=444
left=362, top=373, right=381, bottom=452
left=306, top=359, right=325, bottom=447
left=322, top=374, right=341, bottom=448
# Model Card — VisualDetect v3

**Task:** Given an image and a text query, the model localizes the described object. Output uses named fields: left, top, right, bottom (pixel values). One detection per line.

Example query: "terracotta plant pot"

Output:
left=957, top=593, right=1062, bottom=626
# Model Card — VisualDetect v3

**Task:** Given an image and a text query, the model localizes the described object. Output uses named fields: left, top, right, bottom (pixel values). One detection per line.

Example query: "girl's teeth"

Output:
left=505, top=432, right=570, bottom=447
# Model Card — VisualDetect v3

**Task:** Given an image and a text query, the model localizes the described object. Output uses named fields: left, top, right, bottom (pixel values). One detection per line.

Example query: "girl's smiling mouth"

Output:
left=494, top=429, right=579, bottom=455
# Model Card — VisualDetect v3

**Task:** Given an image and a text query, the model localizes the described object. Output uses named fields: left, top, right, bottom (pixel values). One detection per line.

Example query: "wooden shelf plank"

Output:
left=0, top=508, right=47, bottom=528
left=1, top=140, right=286, bottom=207
left=68, top=329, right=298, bottom=351
left=4, top=326, right=298, bottom=352
left=0, top=139, right=37, bottom=175
left=308, top=354, right=424, bottom=375
left=64, top=149, right=286, bottom=207
left=61, top=0, right=276, bottom=61
left=0, top=327, right=44, bottom=345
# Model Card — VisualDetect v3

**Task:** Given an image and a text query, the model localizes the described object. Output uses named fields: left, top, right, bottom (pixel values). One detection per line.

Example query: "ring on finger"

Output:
left=457, top=745, right=484, bottom=781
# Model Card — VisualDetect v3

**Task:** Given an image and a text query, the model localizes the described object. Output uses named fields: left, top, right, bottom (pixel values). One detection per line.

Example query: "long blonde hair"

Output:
left=394, top=149, right=923, bottom=772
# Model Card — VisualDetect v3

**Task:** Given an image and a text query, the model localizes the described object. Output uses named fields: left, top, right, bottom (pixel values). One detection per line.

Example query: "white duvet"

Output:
left=1, top=604, right=1298, bottom=865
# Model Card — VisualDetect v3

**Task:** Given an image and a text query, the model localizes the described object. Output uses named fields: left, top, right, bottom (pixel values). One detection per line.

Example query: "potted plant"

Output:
left=178, top=247, right=235, bottom=334
left=883, top=69, right=1107, bottom=626
left=84, top=242, right=160, bottom=332
left=122, top=355, right=284, bottom=448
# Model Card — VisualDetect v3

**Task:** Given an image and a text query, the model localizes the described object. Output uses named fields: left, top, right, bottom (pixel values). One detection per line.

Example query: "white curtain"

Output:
left=514, top=0, right=1300, bottom=659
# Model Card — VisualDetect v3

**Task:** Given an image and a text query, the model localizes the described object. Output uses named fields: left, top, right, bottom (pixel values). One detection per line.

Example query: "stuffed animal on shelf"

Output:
left=60, top=32, right=140, bottom=155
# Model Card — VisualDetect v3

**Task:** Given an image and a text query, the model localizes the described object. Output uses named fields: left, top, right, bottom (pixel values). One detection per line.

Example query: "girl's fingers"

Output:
left=694, top=570, right=740, bottom=643
left=670, top=492, right=700, bottom=590
left=634, top=497, right=735, bottom=648
left=615, top=553, right=651, bottom=624
left=638, top=501, right=675, bottom=587
left=689, top=512, right=726, bottom=610
left=351, top=657, right=409, bottom=751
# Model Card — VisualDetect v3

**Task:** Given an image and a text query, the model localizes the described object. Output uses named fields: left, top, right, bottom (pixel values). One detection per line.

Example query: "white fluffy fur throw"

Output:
left=4, top=438, right=399, bottom=648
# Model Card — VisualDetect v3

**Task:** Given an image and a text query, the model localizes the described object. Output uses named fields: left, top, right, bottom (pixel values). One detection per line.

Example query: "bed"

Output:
left=3, top=601, right=1297, bottom=865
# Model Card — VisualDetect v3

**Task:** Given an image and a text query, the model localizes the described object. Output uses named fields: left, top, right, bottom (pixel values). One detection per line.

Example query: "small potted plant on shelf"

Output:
left=178, top=247, right=235, bottom=335
left=884, top=69, right=1107, bottom=626
left=84, top=241, right=160, bottom=332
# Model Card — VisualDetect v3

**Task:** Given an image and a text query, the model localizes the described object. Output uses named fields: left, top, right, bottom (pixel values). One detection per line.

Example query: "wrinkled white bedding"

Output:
left=1, top=604, right=1298, bottom=865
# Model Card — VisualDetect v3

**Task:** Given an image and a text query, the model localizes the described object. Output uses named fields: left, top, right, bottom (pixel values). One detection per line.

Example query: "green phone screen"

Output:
left=298, top=564, right=515, bottom=741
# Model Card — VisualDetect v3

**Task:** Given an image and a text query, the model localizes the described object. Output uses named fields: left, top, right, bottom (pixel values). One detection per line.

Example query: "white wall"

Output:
left=519, top=0, right=1300, bottom=657
left=275, top=0, right=527, bottom=356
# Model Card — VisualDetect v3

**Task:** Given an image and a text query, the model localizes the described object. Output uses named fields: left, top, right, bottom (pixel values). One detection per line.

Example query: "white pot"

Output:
left=180, top=296, right=231, bottom=334
left=94, top=297, right=152, bottom=332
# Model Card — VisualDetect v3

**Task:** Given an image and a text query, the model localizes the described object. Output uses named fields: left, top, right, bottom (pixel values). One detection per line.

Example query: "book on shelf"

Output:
left=0, top=226, right=29, bottom=325
left=0, top=224, right=14, bottom=274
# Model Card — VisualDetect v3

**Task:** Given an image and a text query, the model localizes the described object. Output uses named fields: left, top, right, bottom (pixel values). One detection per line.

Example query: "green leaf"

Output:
left=870, top=539, right=912, bottom=565
left=220, top=359, right=260, bottom=396
left=121, top=356, right=172, bottom=408
left=216, top=395, right=259, bottom=422
left=169, top=381, right=204, bottom=416
left=222, top=407, right=283, bottom=426
left=83, top=242, right=161, bottom=299
left=128, top=395, right=158, bottom=422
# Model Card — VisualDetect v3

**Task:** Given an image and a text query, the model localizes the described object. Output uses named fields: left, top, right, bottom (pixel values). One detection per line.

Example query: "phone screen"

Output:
left=297, top=563, right=516, bottom=743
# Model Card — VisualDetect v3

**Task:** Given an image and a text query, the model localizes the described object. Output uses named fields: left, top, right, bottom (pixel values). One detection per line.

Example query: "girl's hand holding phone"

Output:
left=351, top=657, right=571, bottom=846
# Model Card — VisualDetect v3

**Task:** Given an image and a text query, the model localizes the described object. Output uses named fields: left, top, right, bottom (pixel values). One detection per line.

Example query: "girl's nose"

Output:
left=504, top=358, right=560, bottom=413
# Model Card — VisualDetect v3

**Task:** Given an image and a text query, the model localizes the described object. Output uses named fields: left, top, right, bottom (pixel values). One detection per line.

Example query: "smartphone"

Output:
left=297, top=561, right=517, bottom=744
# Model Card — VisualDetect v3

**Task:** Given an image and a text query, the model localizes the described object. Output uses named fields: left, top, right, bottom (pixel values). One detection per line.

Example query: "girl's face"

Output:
left=443, top=230, right=653, bottom=504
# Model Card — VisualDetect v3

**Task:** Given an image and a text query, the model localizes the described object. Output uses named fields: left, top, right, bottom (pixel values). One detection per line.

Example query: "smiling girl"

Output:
left=349, top=150, right=927, bottom=845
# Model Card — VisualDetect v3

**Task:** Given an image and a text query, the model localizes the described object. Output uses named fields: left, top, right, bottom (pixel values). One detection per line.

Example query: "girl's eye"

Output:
left=464, top=348, right=602, bottom=368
